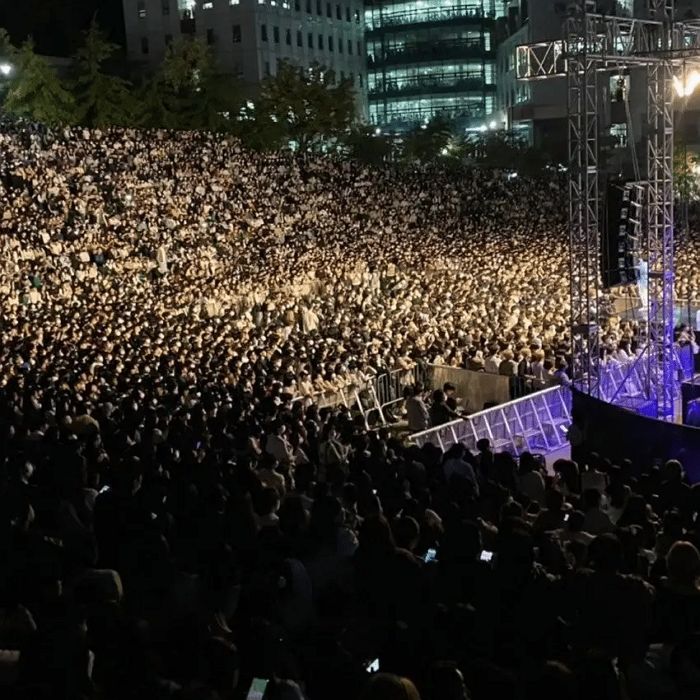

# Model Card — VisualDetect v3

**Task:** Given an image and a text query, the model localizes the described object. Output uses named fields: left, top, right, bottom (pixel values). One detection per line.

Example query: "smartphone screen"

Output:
left=366, top=658, right=380, bottom=673
left=480, top=550, right=493, bottom=563
left=424, top=548, right=437, bottom=563
left=246, top=678, right=269, bottom=700
left=99, top=485, right=111, bottom=494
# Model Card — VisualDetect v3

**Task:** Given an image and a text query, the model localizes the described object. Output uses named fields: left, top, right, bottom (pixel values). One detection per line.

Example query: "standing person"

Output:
left=156, top=242, right=168, bottom=276
left=405, top=384, right=430, bottom=433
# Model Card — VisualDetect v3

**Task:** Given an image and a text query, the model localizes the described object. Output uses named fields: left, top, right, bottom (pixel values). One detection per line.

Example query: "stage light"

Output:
left=673, top=70, right=700, bottom=97
left=0, top=63, right=12, bottom=77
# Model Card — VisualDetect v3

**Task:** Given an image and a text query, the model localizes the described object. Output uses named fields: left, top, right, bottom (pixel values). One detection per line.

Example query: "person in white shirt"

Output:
left=484, top=347, right=501, bottom=374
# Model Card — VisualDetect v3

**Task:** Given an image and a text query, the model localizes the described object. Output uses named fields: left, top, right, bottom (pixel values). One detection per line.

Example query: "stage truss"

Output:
left=517, top=0, right=700, bottom=419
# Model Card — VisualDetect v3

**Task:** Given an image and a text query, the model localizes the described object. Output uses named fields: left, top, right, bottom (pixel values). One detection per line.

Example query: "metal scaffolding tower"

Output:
left=516, top=0, right=700, bottom=419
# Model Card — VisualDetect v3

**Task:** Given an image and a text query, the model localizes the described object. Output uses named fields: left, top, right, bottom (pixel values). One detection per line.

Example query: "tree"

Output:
left=156, top=38, right=240, bottom=131
left=401, top=116, right=454, bottom=163
left=674, top=142, right=700, bottom=202
left=133, top=72, right=181, bottom=130
left=0, top=27, right=16, bottom=59
left=71, top=18, right=135, bottom=127
left=255, top=61, right=356, bottom=151
left=343, top=124, right=393, bottom=165
left=4, top=39, right=75, bottom=125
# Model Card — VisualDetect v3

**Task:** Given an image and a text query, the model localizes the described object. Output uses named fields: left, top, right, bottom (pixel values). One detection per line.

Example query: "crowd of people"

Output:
left=1, top=119, right=700, bottom=700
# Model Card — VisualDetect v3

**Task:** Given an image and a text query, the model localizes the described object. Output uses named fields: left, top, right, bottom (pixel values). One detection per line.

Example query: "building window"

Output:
left=359, top=73, right=363, bottom=87
left=232, top=24, right=241, bottom=42
left=295, top=0, right=300, bottom=9
left=141, top=37, right=149, bottom=54
left=340, top=69, right=344, bottom=81
left=354, top=8, right=360, bottom=23
left=318, top=34, right=324, bottom=50
left=316, top=0, right=322, bottom=14
left=297, top=30, right=302, bottom=46
left=273, top=26, right=280, bottom=43
left=357, top=40, right=361, bottom=55
left=306, top=0, right=311, bottom=12
left=308, top=32, right=313, bottom=48
left=328, top=35, right=334, bottom=52
left=345, top=5, right=350, bottom=21
left=207, top=28, right=215, bottom=44
left=286, top=28, right=292, bottom=45
left=265, top=61, right=271, bottom=76
left=326, top=2, right=332, bottom=17
left=336, top=3, right=341, bottom=19
left=347, top=39, right=352, bottom=54
left=338, top=37, right=343, bottom=53
left=137, top=0, right=146, bottom=18
left=165, top=33, right=173, bottom=46
left=261, top=24, right=268, bottom=41
left=161, top=0, right=170, bottom=16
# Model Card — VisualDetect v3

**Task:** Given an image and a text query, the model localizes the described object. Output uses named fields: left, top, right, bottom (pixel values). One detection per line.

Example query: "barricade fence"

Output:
left=408, top=386, right=572, bottom=456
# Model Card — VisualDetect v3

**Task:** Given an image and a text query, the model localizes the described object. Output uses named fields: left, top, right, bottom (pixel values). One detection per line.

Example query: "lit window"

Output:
left=230, top=0, right=240, bottom=4
left=202, top=1, right=214, bottom=8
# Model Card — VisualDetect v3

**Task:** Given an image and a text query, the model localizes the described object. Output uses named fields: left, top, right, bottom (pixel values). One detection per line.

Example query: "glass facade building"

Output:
left=365, top=0, right=507, bottom=130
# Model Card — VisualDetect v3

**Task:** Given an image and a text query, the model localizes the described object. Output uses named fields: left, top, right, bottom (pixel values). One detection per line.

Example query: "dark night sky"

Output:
left=0, top=0, right=125, bottom=57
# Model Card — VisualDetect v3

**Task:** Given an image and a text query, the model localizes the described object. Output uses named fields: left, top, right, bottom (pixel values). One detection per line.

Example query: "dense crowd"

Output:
left=2, top=120, right=700, bottom=700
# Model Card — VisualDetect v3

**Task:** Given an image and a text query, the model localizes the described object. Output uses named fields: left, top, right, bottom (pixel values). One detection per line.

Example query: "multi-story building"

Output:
left=122, top=0, right=367, bottom=109
left=495, top=0, right=567, bottom=151
left=364, top=1, right=508, bottom=131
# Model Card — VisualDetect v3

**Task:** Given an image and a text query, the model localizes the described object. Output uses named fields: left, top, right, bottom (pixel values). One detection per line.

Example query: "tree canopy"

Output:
left=71, top=18, right=135, bottom=127
left=255, top=61, right=356, bottom=151
left=3, top=39, right=75, bottom=126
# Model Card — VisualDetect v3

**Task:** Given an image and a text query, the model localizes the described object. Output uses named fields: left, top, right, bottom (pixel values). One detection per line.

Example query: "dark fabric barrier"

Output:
left=572, top=388, right=700, bottom=483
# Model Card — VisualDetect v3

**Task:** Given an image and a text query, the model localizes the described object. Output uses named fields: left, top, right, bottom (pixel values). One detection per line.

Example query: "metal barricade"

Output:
left=408, top=386, right=572, bottom=456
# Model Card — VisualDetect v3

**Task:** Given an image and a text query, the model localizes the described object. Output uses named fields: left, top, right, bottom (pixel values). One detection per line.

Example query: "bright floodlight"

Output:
left=673, top=71, right=700, bottom=97
left=489, top=120, right=497, bottom=129
left=0, top=63, right=12, bottom=77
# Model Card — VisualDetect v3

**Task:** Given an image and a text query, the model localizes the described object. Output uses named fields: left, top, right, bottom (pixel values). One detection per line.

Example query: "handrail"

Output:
left=408, top=385, right=568, bottom=443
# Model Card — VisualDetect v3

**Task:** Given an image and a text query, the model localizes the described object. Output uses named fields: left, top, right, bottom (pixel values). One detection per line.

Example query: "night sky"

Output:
left=0, top=0, right=126, bottom=57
